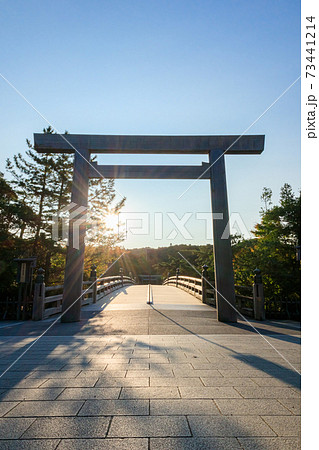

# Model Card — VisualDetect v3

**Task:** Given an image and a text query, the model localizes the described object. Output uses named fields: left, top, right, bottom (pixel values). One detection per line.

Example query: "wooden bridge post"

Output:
left=209, top=150, right=237, bottom=322
left=201, top=264, right=208, bottom=304
left=61, top=147, right=90, bottom=322
left=176, top=268, right=180, bottom=288
left=32, top=268, right=45, bottom=321
left=90, top=264, right=97, bottom=304
left=253, top=268, right=265, bottom=320
left=120, top=268, right=124, bottom=287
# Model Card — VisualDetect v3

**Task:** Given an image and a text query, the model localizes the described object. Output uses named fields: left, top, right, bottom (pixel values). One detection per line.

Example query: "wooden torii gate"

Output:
left=34, top=134, right=265, bottom=323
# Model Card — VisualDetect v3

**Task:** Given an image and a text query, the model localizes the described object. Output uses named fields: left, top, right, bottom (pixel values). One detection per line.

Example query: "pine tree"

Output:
left=6, top=127, right=74, bottom=250
left=0, top=172, right=36, bottom=239
left=6, top=127, right=56, bottom=248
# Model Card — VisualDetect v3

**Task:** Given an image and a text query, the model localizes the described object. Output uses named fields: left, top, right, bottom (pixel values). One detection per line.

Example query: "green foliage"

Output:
left=260, top=187, right=272, bottom=214
left=6, top=126, right=74, bottom=246
left=233, top=183, right=300, bottom=302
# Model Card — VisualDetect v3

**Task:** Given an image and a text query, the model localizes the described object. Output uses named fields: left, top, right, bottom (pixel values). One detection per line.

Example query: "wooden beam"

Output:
left=34, top=133, right=265, bottom=155
left=88, top=162, right=211, bottom=179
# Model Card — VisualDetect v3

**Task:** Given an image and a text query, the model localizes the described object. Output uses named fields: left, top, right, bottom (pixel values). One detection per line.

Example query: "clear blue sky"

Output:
left=0, top=0, right=300, bottom=248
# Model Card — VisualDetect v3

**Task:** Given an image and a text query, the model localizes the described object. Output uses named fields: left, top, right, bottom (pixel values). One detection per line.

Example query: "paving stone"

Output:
left=150, top=437, right=242, bottom=449
left=0, top=418, right=35, bottom=438
left=79, top=399, right=149, bottom=416
left=191, top=362, right=238, bottom=370
left=251, top=377, right=301, bottom=388
left=120, top=387, right=180, bottom=399
left=215, top=398, right=291, bottom=415
left=200, top=377, right=257, bottom=387
left=261, top=415, right=301, bottom=436
left=278, top=398, right=301, bottom=415
left=28, top=371, right=81, bottom=379
left=21, top=416, right=111, bottom=438
left=235, top=386, right=300, bottom=399
left=150, top=399, right=219, bottom=415
left=40, top=377, right=99, bottom=388
left=150, top=362, right=192, bottom=369
left=92, top=357, right=130, bottom=363
left=108, top=416, right=191, bottom=437
left=218, top=369, right=271, bottom=378
left=150, top=377, right=202, bottom=387
left=0, top=402, right=19, bottom=417
left=57, top=438, right=149, bottom=449
left=107, top=363, right=150, bottom=370
left=0, top=379, right=46, bottom=389
left=61, top=364, right=107, bottom=371
left=57, top=387, right=120, bottom=400
left=206, top=356, right=245, bottom=363
left=0, top=372, right=31, bottom=380
left=237, top=437, right=301, bottom=449
left=6, top=400, right=84, bottom=417
left=96, top=378, right=149, bottom=387
left=145, top=356, right=170, bottom=363
left=179, top=386, right=241, bottom=399
left=15, top=364, right=66, bottom=371
left=173, top=369, right=223, bottom=378
left=0, top=440, right=60, bottom=449
left=0, top=388, right=64, bottom=401
left=125, top=370, right=174, bottom=378
left=188, top=415, right=276, bottom=437
left=78, top=370, right=126, bottom=378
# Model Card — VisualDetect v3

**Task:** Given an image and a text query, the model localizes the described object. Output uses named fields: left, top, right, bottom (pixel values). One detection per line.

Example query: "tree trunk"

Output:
left=33, top=167, right=48, bottom=253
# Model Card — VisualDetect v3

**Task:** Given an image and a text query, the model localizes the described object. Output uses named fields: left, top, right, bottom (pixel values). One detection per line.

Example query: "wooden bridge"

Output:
left=30, top=269, right=258, bottom=322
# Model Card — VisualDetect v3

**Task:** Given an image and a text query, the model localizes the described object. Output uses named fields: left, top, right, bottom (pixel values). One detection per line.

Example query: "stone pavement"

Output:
left=0, top=285, right=301, bottom=449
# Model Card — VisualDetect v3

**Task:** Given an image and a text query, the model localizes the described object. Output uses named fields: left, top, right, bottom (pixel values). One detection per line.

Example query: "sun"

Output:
left=102, top=212, right=121, bottom=234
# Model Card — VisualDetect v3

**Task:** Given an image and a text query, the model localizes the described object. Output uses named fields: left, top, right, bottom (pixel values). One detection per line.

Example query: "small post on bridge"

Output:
left=253, top=268, right=265, bottom=320
left=120, top=268, right=124, bottom=287
left=209, top=149, right=237, bottom=322
left=32, top=268, right=45, bottom=321
left=90, top=264, right=97, bottom=304
left=176, top=268, right=180, bottom=288
left=201, top=264, right=208, bottom=304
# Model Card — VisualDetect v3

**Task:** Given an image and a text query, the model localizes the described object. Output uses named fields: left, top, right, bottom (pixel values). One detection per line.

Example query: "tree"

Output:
left=233, top=184, right=301, bottom=302
left=255, top=183, right=300, bottom=245
left=260, top=187, right=272, bottom=213
left=6, top=127, right=72, bottom=250
left=0, top=173, right=36, bottom=239
left=0, top=173, right=38, bottom=292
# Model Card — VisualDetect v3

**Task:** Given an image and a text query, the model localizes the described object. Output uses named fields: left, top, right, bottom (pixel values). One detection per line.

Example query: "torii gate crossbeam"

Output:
left=34, top=134, right=265, bottom=323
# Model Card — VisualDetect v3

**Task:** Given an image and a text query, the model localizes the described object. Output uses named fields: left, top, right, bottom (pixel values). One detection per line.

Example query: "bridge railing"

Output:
left=33, top=269, right=136, bottom=320
left=163, top=274, right=216, bottom=306
left=234, top=285, right=254, bottom=317
left=163, top=267, right=268, bottom=321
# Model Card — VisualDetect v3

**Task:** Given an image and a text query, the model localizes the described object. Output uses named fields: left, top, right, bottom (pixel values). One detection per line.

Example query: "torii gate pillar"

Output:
left=61, top=148, right=90, bottom=323
left=209, top=150, right=237, bottom=322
